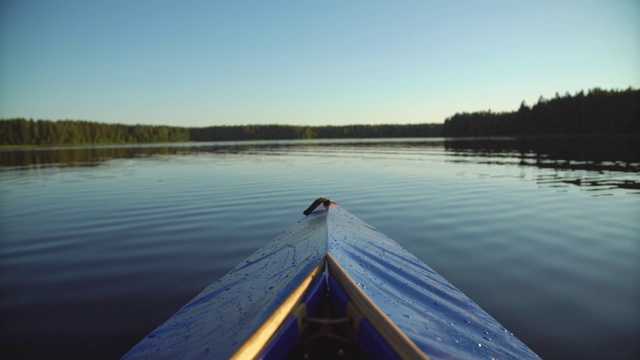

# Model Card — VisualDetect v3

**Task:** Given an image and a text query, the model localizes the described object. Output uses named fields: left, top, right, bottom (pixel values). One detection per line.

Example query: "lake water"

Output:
left=1, top=137, right=638, bottom=359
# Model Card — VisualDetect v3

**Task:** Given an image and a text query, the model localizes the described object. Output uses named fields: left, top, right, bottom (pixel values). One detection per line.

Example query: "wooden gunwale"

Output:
left=232, top=250, right=431, bottom=360
left=229, top=259, right=325, bottom=359
left=326, top=252, right=430, bottom=360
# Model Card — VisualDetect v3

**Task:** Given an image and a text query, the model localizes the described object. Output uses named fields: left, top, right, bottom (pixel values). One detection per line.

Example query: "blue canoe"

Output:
left=123, top=199, right=539, bottom=359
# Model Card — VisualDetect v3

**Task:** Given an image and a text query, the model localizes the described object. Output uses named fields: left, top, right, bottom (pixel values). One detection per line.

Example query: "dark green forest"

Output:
left=189, top=123, right=442, bottom=141
left=0, top=120, right=190, bottom=146
left=443, top=88, right=640, bottom=136
left=0, top=120, right=441, bottom=146
left=1, top=88, right=638, bottom=146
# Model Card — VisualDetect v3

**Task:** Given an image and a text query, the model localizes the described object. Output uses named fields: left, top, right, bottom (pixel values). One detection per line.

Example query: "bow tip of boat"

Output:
left=303, top=197, right=338, bottom=216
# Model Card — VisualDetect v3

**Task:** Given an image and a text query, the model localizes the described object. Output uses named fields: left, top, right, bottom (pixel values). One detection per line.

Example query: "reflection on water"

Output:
left=443, top=137, right=640, bottom=171
left=0, top=144, right=193, bottom=169
left=2, top=137, right=639, bottom=193
left=443, top=137, right=640, bottom=193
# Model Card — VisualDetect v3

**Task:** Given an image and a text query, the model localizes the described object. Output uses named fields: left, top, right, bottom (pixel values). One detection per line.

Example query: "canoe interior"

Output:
left=259, top=257, right=369, bottom=359
left=255, top=254, right=412, bottom=360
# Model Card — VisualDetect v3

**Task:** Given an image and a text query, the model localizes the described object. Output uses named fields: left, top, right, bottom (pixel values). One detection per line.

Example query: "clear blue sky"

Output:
left=1, top=0, right=638, bottom=127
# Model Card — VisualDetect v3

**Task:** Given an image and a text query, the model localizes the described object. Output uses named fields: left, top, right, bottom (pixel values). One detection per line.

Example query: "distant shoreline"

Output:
left=4, top=134, right=640, bottom=152
left=2, top=88, right=637, bottom=146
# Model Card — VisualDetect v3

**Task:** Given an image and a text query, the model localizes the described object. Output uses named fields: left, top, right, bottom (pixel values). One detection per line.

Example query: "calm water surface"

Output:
left=1, top=138, right=639, bottom=359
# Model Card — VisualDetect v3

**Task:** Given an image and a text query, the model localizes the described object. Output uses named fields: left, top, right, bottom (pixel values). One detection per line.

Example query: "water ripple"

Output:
left=0, top=138, right=638, bottom=359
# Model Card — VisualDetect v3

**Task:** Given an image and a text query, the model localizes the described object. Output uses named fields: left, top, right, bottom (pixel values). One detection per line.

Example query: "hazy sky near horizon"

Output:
left=1, top=0, right=638, bottom=127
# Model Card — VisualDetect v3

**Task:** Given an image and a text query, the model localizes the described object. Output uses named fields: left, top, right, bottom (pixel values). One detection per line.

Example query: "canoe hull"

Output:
left=326, top=205, right=537, bottom=359
left=123, top=204, right=538, bottom=359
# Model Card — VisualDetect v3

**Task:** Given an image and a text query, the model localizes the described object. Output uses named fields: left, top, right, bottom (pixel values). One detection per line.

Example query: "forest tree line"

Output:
left=189, top=123, right=442, bottom=141
left=443, top=88, right=639, bottom=136
left=2, top=88, right=638, bottom=146
left=0, top=119, right=190, bottom=145
left=0, top=119, right=442, bottom=146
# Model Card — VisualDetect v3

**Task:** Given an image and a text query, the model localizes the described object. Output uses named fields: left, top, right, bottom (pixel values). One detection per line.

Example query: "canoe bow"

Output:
left=123, top=200, right=538, bottom=359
